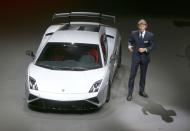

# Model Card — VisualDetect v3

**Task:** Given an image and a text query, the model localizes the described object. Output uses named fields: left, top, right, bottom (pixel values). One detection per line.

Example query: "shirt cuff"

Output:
left=128, top=45, right=133, bottom=49
left=145, top=48, right=148, bottom=52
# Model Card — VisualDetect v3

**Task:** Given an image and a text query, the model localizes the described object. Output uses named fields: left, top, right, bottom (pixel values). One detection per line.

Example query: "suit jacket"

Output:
left=128, top=30, right=154, bottom=63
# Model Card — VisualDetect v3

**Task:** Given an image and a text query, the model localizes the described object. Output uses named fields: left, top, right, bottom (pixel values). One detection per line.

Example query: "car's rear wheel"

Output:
left=106, top=81, right=111, bottom=103
left=118, top=44, right=122, bottom=68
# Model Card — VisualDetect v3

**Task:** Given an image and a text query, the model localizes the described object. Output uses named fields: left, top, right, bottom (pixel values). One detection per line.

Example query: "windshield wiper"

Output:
left=36, top=63, right=72, bottom=70
left=37, top=63, right=55, bottom=69
left=52, top=66, right=74, bottom=70
left=72, top=67, right=87, bottom=71
left=52, top=66, right=87, bottom=71
left=36, top=63, right=87, bottom=71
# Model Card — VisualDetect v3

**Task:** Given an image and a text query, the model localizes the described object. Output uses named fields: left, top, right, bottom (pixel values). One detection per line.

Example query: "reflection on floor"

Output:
left=134, top=99, right=176, bottom=123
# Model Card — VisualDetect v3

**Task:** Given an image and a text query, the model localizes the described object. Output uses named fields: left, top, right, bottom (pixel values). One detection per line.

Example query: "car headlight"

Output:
left=29, top=76, right=38, bottom=90
left=89, top=79, right=102, bottom=93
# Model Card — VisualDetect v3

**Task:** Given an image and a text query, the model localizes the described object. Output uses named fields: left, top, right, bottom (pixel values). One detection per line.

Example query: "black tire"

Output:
left=118, top=44, right=122, bottom=68
left=106, top=81, right=111, bottom=103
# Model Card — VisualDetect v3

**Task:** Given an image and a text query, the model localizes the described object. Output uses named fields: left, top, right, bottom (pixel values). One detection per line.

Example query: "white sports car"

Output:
left=25, top=12, right=121, bottom=110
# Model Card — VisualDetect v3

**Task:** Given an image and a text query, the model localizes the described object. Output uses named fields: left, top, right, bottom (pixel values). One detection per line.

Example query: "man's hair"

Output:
left=137, top=19, right=148, bottom=26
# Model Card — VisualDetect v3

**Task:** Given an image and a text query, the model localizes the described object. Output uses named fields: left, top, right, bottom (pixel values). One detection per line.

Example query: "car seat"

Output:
left=88, top=48, right=99, bottom=63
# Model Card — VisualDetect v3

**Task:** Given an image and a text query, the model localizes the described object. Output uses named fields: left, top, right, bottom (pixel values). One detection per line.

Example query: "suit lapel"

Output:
left=136, top=31, right=141, bottom=46
left=143, top=31, right=148, bottom=40
left=135, top=31, right=140, bottom=40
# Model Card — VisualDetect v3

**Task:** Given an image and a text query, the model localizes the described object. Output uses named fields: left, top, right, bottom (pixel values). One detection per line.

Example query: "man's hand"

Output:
left=128, top=47, right=133, bottom=53
left=128, top=45, right=134, bottom=53
left=138, top=48, right=147, bottom=53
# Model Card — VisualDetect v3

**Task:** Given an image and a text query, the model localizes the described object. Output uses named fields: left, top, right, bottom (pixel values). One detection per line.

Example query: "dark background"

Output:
left=0, top=0, right=189, bottom=16
left=1, top=0, right=190, bottom=36
left=0, top=0, right=190, bottom=24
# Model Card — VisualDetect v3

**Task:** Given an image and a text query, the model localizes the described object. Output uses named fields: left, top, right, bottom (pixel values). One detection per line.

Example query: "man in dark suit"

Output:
left=127, top=19, right=154, bottom=101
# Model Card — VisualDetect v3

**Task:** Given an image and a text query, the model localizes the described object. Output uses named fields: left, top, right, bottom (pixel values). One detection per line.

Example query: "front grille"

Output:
left=44, top=99, right=98, bottom=110
left=28, top=96, right=98, bottom=111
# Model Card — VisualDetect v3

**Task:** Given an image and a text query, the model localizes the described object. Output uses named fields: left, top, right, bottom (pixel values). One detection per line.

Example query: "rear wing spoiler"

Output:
left=52, top=12, right=116, bottom=24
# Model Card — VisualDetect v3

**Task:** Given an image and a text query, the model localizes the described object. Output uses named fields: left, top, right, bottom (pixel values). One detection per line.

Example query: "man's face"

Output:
left=138, top=24, right=147, bottom=32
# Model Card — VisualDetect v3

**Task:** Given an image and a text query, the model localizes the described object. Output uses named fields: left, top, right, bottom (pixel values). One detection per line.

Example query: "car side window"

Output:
left=100, top=34, right=108, bottom=65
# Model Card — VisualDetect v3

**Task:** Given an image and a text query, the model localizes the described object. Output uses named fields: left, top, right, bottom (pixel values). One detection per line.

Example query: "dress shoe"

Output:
left=139, top=91, right=148, bottom=98
left=127, top=94, right=132, bottom=101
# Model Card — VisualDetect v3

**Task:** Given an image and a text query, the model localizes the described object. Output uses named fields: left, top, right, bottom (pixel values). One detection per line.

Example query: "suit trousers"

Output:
left=128, top=53, right=149, bottom=94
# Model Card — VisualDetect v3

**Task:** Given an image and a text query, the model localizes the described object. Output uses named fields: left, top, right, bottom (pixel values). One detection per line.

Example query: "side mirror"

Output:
left=25, top=50, right=35, bottom=59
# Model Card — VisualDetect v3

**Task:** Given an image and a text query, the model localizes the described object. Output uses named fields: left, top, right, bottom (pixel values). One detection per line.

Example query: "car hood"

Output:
left=28, top=63, right=106, bottom=94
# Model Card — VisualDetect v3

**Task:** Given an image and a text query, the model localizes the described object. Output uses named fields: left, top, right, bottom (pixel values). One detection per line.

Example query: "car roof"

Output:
left=48, top=30, right=100, bottom=45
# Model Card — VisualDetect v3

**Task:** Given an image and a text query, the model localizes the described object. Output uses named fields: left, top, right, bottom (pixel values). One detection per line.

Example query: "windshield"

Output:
left=36, top=42, right=102, bottom=71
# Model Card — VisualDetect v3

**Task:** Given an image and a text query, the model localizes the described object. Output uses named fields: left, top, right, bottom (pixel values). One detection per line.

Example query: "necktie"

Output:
left=140, top=32, right=143, bottom=39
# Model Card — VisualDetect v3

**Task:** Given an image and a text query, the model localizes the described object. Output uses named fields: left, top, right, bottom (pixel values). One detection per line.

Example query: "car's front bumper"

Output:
left=29, top=89, right=99, bottom=101
left=27, top=93, right=101, bottom=110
